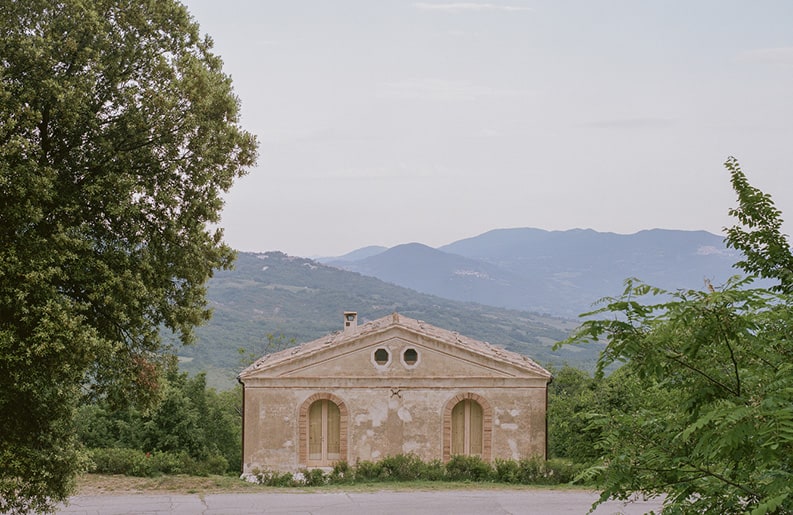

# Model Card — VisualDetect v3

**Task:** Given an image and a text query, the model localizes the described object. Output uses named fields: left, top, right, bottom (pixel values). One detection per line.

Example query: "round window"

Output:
left=403, top=348, right=418, bottom=366
left=374, top=348, right=390, bottom=366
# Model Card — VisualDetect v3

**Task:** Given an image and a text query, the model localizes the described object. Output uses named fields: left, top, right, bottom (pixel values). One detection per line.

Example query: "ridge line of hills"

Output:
left=181, top=227, right=745, bottom=389
left=320, top=227, right=739, bottom=316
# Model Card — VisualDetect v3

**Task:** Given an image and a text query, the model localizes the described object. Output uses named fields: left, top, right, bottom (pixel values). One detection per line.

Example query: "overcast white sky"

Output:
left=183, top=0, right=793, bottom=257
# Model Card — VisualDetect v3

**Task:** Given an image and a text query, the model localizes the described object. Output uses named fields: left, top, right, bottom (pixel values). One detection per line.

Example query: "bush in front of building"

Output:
left=246, top=454, right=586, bottom=486
left=543, top=458, right=584, bottom=484
left=248, top=468, right=297, bottom=487
left=444, top=455, right=494, bottom=482
left=364, top=453, right=442, bottom=481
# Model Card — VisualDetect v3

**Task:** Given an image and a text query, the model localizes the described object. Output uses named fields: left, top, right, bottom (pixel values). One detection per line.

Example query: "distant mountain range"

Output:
left=180, top=250, right=588, bottom=389
left=181, top=227, right=754, bottom=389
left=320, top=228, right=743, bottom=317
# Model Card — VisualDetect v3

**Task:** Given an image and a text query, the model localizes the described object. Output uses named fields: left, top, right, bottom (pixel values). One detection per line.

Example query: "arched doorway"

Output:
left=443, top=393, right=492, bottom=461
left=308, top=399, right=340, bottom=464
left=451, top=398, right=483, bottom=456
left=299, top=393, right=348, bottom=466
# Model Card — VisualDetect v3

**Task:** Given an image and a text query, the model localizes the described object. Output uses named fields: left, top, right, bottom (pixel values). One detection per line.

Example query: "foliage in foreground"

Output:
left=561, top=157, right=793, bottom=514
left=79, top=364, right=600, bottom=480
left=546, top=364, right=645, bottom=466
left=87, top=448, right=229, bottom=477
left=248, top=454, right=583, bottom=487
left=77, top=371, right=242, bottom=474
left=0, top=0, right=256, bottom=512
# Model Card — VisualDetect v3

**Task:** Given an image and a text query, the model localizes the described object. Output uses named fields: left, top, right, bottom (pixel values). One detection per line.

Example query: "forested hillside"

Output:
left=181, top=228, right=748, bottom=389
left=178, top=251, right=590, bottom=389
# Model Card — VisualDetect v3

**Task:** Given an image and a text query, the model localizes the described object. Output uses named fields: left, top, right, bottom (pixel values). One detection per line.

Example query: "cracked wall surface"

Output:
left=240, top=315, right=550, bottom=473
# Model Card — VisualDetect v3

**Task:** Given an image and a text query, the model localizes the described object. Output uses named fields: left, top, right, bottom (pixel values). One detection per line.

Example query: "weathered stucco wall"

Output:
left=242, top=384, right=547, bottom=473
left=240, top=317, right=551, bottom=474
left=288, top=333, right=518, bottom=379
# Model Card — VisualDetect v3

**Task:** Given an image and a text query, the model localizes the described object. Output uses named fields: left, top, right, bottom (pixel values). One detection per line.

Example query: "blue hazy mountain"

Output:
left=184, top=228, right=750, bottom=388
left=184, top=250, right=585, bottom=388
left=322, top=245, right=388, bottom=262
left=325, top=228, right=742, bottom=316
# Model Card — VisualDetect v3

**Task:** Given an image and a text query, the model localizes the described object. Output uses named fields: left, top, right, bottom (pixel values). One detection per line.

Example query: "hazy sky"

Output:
left=183, top=0, right=793, bottom=257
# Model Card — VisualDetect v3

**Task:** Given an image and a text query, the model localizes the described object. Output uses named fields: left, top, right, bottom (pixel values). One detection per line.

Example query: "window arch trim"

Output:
left=299, top=393, right=348, bottom=466
left=442, top=392, right=492, bottom=462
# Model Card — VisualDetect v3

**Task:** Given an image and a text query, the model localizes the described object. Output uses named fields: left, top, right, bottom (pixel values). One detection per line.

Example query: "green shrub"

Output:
left=544, top=458, right=583, bottom=484
left=444, top=455, right=493, bottom=482
left=378, top=454, right=426, bottom=481
left=187, top=453, right=229, bottom=476
left=91, top=449, right=586, bottom=486
left=516, top=457, right=544, bottom=483
left=328, top=460, right=351, bottom=483
left=301, top=468, right=327, bottom=486
left=148, top=450, right=185, bottom=475
left=87, top=448, right=231, bottom=477
left=494, top=458, right=520, bottom=483
left=422, top=459, right=445, bottom=481
left=88, top=448, right=153, bottom=476
left=353, top=460, right=383, bottom=481
left=255, top=470, right=296, bottom=487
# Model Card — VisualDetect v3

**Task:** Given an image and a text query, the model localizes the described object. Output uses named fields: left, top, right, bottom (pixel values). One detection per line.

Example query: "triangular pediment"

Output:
left=239, top=313, right=552, bottom=383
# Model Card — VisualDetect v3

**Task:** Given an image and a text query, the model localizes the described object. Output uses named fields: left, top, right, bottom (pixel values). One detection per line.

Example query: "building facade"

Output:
left=238, top=312, right=552, bottom=473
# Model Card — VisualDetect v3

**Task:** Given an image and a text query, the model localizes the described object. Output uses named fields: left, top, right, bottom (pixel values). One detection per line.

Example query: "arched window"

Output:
left=299, top=393, right=348, bottom=466
left=308, top=399, right=340, bottom=463
left=443, top=393, right=492, bottom=461
left=451, top=398, right=483, bottom=456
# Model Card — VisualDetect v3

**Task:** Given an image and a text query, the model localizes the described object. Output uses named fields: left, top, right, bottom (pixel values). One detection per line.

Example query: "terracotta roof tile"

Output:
left=239, top=312, right=551, bottom=378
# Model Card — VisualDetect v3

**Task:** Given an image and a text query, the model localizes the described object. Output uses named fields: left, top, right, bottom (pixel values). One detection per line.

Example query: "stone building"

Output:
left=238, top=312, right=552, bottom=473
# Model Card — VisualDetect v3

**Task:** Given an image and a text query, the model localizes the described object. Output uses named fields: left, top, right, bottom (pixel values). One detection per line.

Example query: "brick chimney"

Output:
left=343, top=311, right=358, bottom=335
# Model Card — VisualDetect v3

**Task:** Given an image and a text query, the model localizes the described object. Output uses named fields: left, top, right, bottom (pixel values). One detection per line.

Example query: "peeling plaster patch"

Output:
left=355, top=414, right=369, bottom=426
left=508, top=439, right=519, bottom=460
left=366, top=429, right=374, bottom=437
left=501, top=423, right=519, bottom=431
left=369, top=405, right=388, bottom=428
left=372, top=450, right=381, bottom=459
left=388, top=397, right=400, bottom=410
left=402, top=440, right=420, bottom=454
left=360, top=444, right=371, bottom=460
left=397, top=406, right=413, bottom=422
left=509, top=409, right=520, bottom=417
left=282, top=440, right=293, bottom=449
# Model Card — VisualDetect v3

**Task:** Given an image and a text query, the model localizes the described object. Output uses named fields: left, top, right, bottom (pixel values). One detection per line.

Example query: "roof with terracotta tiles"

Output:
left=239, top=312, right=552, bottom=379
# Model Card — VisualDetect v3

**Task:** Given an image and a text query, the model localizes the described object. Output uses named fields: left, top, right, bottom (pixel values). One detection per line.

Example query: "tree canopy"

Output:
left=0, top=1, right=257, bottom=511
left=562, top=157, right=793, bottom=514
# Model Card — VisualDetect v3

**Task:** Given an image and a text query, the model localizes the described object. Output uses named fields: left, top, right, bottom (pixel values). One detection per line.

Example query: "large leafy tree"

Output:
left=547, top=365, right=646, bottom=465
left=563, top=158, right=793, bottom=514
left=76, top=370, right=243, bottom=473
left=724, top=156, right=793, bottom=292
left=0, top=1, right=257, bottom=511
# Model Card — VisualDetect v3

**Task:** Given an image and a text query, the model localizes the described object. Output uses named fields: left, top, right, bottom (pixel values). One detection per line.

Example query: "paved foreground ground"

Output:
left=57, top=489, right=663, bottom=514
